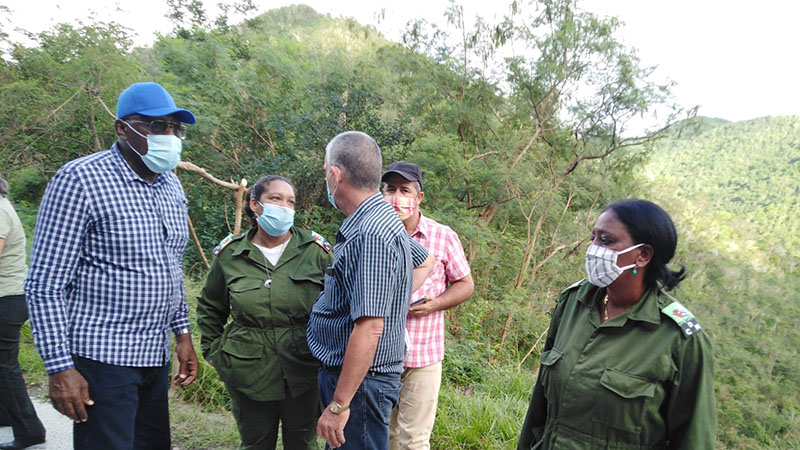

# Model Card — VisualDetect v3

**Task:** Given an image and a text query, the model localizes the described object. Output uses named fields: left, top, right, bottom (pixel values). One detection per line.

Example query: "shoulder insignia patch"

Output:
left=213, top=234, right=235, bottom=257
left=661, top=301, right=702, bottom=337
left=311, top=231, right=332, bottom=253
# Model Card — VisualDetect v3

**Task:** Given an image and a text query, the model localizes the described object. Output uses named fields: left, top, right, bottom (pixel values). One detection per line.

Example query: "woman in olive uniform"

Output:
left=197, top=175, right=332, bottom=450
left=518, top=199, right=715, bottom=449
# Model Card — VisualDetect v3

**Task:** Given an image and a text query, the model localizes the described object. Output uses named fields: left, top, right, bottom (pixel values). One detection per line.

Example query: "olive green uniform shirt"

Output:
left=518, top=280, right=716, bottom=450
left=0, top=197, right=27, bottom=297
left=197, top=227, right=332, bottom=401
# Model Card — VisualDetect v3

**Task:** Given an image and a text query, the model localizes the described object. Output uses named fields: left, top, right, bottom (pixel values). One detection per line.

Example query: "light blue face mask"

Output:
left=125, top=124, right=182, bottom=173
left=325, top=171, right=339, bottom=210
left=257, top=202, right=295, bottom=237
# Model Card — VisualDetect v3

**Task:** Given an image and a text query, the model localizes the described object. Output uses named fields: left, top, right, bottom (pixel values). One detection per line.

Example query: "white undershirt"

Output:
left=253, top=239, right=291, bottom=266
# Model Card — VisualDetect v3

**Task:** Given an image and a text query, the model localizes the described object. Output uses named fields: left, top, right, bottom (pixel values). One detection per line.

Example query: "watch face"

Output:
left=329, top=401, right=347, bottom=413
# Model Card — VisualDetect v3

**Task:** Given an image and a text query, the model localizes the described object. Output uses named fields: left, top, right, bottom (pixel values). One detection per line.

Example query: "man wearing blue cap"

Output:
left=24, top=82, right=198, bottom=450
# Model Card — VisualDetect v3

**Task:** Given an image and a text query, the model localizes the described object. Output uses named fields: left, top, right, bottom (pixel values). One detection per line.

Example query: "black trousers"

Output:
left=0, top=294, right=45, bottom=441
left=72, top=355, right=171, bottom=450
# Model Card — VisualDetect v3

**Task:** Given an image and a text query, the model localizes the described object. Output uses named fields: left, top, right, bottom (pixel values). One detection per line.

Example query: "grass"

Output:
left=169, top=393, right=239, bottom=450
left=18, top=323, right=47, bottom=386
left=432, top=365, right=535, bottom=450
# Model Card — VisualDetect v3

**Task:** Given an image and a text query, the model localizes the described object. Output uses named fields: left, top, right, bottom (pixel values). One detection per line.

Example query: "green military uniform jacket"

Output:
left=197, top=226, right=332, bottom=401
left=518, top=280, right=716, bottom=450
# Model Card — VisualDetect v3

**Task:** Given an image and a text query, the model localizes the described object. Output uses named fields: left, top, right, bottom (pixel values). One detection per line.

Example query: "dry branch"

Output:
left=176, top=161, right=240, bottom=190
left=187, top=214, right=210, bottom=270
left=233, top=179, right=248, bottom=235
left=519, top=326, right=550, bottom=369
left=528, top=237, right=585, bottom=282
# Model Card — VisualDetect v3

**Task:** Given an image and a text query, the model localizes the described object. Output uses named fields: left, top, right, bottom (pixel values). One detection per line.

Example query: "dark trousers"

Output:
left=318, top=367, right=401, bottom=450
left=0, top=294, right=46, bottom=441
left=72, top=355, right=171, bottom=450
left=227, top=380, right=321, bottom=450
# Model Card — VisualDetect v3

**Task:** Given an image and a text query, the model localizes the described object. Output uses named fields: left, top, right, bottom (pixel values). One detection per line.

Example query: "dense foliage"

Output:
left=2, top=2, right=797, bottom=448
left=639, top=116, right=800, bottom=447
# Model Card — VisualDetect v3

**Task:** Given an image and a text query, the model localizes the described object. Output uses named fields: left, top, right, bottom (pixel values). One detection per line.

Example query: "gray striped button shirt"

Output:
left=307, top=193, right=428, bottom=374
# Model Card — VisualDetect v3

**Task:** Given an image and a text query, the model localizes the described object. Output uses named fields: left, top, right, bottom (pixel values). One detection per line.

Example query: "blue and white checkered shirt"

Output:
left=307, top=193, right=428, bottom=374
left=24, top=143, right=190, bottom=374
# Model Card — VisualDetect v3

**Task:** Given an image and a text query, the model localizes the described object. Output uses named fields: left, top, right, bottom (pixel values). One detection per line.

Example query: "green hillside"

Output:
left=634, top=116, right=800, bottom=447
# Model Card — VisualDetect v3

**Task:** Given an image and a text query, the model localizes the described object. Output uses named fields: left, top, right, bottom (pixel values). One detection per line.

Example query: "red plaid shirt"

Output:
left=405, top=212, right=471, bottom=368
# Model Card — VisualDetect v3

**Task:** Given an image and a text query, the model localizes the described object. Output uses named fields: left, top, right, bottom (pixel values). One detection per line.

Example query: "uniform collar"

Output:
left=232, top=226, right=306, bottom=269
left=623, top=287, right=662, bottom=325
left=579, top=282, right=662, bottom=326
left=231, top=228, right=259, bottom=257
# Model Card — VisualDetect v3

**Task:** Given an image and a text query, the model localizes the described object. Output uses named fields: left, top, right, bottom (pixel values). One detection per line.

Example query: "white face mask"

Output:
left=585, top=243, right=644, bottom=287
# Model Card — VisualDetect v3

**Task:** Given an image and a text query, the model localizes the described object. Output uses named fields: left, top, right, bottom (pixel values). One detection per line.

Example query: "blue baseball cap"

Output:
left=116, top=82, right=196, bottom=124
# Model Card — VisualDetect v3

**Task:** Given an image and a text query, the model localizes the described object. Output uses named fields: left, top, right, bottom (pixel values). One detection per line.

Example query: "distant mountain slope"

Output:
left=637, top=116, right=800, bottom=447
left=672, top=115, right=729, bottom=137
left=645, top=116, right=800, bottom=261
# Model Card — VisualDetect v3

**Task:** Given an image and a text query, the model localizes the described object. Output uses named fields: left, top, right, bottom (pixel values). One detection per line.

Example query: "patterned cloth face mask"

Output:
left=384, top=194, right=415, bottom=220
left=584, top=243, right=644, bottom=287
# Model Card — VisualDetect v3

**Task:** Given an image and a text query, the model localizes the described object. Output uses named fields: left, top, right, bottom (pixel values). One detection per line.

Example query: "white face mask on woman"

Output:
left=584, top=243, right=643, bottom=287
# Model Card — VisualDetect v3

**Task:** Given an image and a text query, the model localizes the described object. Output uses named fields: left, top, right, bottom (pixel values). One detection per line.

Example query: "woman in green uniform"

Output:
left=518, top=199, right=715, bottom=449
left=197, top=175, right=332, bottom=450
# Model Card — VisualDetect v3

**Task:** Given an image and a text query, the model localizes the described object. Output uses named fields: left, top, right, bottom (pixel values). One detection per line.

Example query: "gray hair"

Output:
left=325, top=131, right=382, bottom=192
left=0, top=172, right=7, bottom=197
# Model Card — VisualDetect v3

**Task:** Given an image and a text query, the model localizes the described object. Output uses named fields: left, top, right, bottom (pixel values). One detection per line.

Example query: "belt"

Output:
left=322, top=365, right=399, bottom=379
left=322, top=365, right=342, bottom=375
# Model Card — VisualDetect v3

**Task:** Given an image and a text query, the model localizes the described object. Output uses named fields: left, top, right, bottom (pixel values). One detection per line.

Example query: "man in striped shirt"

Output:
left=309, top=131, right=433, bottom=450
left=24, top=82, right=198, bottom=450
left=382, top=161, right=474, bottom=450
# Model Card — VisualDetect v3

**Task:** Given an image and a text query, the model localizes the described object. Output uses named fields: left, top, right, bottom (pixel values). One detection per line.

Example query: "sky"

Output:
left=3, top=0, right=799, bottom=125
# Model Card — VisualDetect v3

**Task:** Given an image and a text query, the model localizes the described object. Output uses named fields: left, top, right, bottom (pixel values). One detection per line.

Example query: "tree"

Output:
left=393, top=0, right=685, bottom=351
left=0, top=22, right=137, bottom=176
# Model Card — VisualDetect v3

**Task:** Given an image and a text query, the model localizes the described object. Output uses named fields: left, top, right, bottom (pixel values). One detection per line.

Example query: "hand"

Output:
left=174, top=333, right=199, bottom=387
left=48, top=368, right=94, bottom=422
left=409, top=297, right=437, bottom=317
left=316, top=407, right=350, bottom=448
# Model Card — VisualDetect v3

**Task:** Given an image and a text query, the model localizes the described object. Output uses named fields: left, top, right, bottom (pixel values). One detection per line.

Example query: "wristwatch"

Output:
left=328, top=401, right=350, bottom=414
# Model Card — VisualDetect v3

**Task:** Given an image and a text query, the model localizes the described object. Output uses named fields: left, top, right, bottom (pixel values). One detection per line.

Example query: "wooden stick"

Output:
left=233, top=178, right=248, bottom=235
left=519, top=327, right=550, bottom=369
left=187, top=214, right=210, bottom=270
left=177, top=161, right=240, bottom=190
left=497, top=312, right=515, bottom=356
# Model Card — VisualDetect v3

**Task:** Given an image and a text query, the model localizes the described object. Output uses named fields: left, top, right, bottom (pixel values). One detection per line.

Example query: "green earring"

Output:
left=633, top=267, right=638, bottom=275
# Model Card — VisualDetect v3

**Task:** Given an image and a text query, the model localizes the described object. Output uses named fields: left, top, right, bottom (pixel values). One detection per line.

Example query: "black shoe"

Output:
left=0, top=436, right=46, bottom=449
